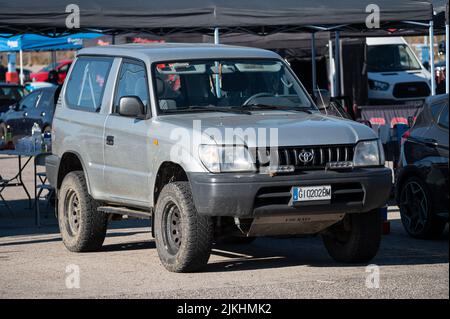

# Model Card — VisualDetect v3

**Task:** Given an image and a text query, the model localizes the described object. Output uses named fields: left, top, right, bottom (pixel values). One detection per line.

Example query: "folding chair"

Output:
left=34, top=153, right=54, bottom=225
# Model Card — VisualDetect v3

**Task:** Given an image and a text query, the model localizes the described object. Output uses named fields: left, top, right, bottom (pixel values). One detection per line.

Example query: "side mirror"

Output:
left=314, top=89, right=331, bottom=109
left=118, top=96, right=145, bottom=118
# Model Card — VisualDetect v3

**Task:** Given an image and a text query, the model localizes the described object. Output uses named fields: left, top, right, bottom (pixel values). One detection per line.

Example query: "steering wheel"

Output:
left=242, top=92, right=274, bottom=106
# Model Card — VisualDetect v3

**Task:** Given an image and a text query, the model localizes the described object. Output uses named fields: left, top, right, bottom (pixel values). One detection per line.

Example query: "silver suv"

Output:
left=46, top=44, right=392, bottom=272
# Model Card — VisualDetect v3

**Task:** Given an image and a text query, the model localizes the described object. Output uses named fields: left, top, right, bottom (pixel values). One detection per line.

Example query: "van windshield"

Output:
left=367, top=44, right=422, bottom=72
left=153, top=59, right=314, bottom=114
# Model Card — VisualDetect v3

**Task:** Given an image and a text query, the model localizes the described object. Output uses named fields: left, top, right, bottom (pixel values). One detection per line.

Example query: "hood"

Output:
left=368, top=69, right=431, bottom=86
left=157, top=111, right=377, bottom=148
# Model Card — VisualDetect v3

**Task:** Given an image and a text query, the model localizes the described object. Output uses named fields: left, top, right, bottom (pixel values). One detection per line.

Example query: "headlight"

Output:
left=353, top=140, right=385, bottom=167
left=368, top=79, right=390, bottom=91
left=199, top=144, right=256, bottom=173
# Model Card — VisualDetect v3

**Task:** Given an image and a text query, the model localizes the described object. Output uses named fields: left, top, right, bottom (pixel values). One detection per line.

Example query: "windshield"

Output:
left=153, top=59, right=314, bottom=114
left=367, top=44, right=422, bottom=72
left=40, top=62, right=58, bottom=72
left=0, top=86, right=25, bottom=101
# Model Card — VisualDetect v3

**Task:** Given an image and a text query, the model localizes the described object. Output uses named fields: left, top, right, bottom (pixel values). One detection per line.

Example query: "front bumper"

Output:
left=188, top=168, right=392, bottom=217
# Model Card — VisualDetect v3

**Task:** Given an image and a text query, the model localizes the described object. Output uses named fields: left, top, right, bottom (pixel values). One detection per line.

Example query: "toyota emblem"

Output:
left=299, top=150, right=314, bottom=163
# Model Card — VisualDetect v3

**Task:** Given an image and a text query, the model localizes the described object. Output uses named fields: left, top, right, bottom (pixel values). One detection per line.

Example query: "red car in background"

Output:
left=30, top=59, right=73, bottom=84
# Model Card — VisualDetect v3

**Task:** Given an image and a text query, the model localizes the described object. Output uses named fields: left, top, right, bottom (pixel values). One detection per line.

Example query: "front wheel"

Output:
left=322, top=210, right=381, bottom=263
left=154, top=182, right=213, bottom=273
left=58, top=171, right=108, bottom=252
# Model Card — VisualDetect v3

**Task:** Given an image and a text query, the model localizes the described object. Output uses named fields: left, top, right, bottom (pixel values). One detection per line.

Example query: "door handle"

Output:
left=106, top=135, right=114, bottom=146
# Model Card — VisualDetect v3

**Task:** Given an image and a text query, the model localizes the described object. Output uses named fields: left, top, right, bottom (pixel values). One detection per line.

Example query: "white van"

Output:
left=367, top=37, right=431, bottom=105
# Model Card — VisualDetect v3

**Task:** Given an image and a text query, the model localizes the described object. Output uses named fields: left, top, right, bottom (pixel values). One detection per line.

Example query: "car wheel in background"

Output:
left=154, top=182, right=213, bottom=273
left=399, top=176, right=447, bottom=239
left=322, top=210, right=382, bottom=263
left=58, top=171, right=108, bottom=252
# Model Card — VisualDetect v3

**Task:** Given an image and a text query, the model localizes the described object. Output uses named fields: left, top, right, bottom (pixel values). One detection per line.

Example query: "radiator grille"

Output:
left=253, top=145, right=355, bottom=171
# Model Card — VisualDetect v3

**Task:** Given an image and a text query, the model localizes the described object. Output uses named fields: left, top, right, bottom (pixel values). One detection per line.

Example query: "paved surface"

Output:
left=1, top=155, right=449, bottom=299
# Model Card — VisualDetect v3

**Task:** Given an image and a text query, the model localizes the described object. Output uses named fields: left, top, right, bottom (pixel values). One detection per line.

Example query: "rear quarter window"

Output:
left=65, top=56, right=113, bottom=112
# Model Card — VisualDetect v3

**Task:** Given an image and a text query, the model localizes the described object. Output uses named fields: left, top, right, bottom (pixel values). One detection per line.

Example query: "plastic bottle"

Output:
left=31, top=123, right=42, bottom=152
left=43, top=131, right=52, bottom=152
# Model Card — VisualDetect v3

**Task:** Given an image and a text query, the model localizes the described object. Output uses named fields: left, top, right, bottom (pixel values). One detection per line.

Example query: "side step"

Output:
left=98, top=206, right=151, bottom=219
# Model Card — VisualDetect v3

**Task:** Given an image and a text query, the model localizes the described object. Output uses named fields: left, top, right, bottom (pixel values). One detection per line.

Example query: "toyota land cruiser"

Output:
left=46, top=44, right=392, bottom=272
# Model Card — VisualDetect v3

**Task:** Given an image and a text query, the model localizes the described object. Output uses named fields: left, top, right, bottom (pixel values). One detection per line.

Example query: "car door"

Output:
left=32, top=89, right=55, bottom=130
left=7, top=90, right=42, bottom=137
left=103, top=59, right=152, bottom=206
left=420, top=100, right=449, bottom=213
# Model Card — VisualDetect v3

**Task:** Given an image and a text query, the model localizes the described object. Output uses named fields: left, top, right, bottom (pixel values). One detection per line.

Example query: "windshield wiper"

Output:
left=236, top=104, right=313, bottom=114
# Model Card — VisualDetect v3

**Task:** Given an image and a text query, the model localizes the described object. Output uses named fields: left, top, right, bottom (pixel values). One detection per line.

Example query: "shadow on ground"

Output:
left=1, top=198, right=448, bottom=273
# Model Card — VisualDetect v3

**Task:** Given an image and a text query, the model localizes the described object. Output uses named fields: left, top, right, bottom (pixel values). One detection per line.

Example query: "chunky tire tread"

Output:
left=58, top=171, right=107, bottom=252
left=154, top=182, right=213, bottom=273
left=322, top=210, right=382, bottom=263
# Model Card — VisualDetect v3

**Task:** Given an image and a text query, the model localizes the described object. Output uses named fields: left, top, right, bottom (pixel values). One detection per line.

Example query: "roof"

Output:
left=0, top=82, right=24, bottom=87
left=77, top=43, right=281, bottom=62
left=0, top=0, right=435, bottom=35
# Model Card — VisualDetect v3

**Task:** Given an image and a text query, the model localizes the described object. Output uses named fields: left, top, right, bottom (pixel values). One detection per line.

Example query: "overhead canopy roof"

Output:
left=0, top=0, right=436, bottom=36
left=0, top=33, right=101, bottom=52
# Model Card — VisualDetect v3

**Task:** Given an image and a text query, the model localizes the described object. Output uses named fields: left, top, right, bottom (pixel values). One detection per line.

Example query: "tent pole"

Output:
left=19, top=49, right=24, bottom=85
left=429, top=20, right=436, bottom=95
left=334, top=31, right=341, bottom=97
left=446, top=5, right=449, bottom=94
left=214, top=28, right=220, bottom=45
left=311, top=32, right=317, bottom=95
left=214, top=28, right=221, bottom=97
left=328, top=38, right=335, bottom=97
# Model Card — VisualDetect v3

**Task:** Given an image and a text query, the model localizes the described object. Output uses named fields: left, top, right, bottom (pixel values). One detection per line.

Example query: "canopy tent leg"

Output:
left=19, top=49, right=24, bottom=86
left=328, top=38, right=335, bottom=97
left=214, top=28, right=221, bottom=98
left=429, top=20, right=436, bottom=95
left=214, top=28, right=220, bottom=45
left=311, top=32, right=317, bottom=95
left=334, top=31, right=341, bottom=97
left=446, top=8, right=449, bottom=94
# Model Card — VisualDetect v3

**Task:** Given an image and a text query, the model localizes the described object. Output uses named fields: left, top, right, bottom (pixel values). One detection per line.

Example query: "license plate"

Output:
left=292, top=185, right=332, bottom=202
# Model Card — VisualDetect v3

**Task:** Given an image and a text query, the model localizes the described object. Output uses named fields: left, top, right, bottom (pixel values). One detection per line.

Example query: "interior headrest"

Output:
left=156, top=77, right=165, bottom=96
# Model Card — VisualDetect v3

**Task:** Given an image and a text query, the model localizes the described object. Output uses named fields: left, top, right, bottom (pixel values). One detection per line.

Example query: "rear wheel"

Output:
left=154, top=182, right=213, bottom=273
left=399, top=176, right=446, bottom=239
left=322, top=210, right=382, bottom=263
left=58, top=171, right=108, bottom=252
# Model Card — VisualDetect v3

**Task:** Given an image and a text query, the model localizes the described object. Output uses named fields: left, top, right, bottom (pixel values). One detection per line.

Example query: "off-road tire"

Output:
left=322, top=210, right=382, bottom=263
left=154, top=182, right=213, bottom=273
left=58, top=171, right=107, bottom=252
left=399, top=176, right=447, bottom=239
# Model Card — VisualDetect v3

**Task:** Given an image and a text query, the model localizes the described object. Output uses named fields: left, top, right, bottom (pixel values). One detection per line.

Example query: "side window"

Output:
left=438, top=104, right=449, bottom=129
left=114, top=61, right=149, bottom=114
left=19, top=91, right=41, bottom=109
left=65, top=57, right=112, bottom=112
left=58, top=63, right=70, bottom=73
left=430, top=102, right=445, bottom=121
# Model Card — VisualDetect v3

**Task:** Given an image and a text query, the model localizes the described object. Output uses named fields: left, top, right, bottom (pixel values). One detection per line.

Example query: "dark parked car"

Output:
left=0, top=83, right=26, bottom=114
left=0, top=86, right=60, bottom=141
left=396, top=94, right=449, bottom=239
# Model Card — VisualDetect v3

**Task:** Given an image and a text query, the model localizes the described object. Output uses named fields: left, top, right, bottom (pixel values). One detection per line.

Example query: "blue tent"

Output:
left=0, top=33, right=102, bottom=84
left=0, top=33, right=102, bottom=52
